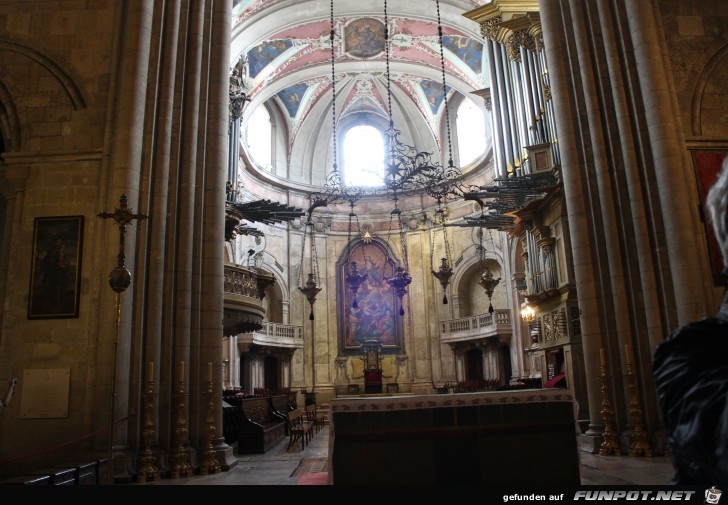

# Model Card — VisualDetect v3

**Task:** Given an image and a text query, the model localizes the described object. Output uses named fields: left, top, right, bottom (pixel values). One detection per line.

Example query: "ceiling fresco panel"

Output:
left=344, top=18, right=386, bottom=58
left=248, top=39, right=294, bottom=78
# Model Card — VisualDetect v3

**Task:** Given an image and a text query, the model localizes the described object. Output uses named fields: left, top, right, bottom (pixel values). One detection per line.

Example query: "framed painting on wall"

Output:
left=691, top=150, right=728, bottom=286
left=27, top=216, right=84, bottom=319
left=338, top=240, right=403, bottom=353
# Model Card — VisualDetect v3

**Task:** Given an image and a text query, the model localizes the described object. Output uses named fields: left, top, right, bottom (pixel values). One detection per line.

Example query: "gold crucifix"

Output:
left=97, top=194, right=148, bottom=293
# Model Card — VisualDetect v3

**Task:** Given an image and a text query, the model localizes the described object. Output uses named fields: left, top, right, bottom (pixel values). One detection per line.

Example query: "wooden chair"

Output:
left=305, top=404, right=325, bottom=433
left=287, top=408, right=314, bottom=451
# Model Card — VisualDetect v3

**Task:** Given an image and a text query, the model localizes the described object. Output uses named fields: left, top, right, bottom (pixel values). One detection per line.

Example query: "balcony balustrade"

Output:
left=440, top=309, right=512, bottom=345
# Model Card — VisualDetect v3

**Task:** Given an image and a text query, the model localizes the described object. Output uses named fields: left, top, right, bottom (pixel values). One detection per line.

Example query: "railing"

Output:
left=440, top=309, right=512, bottom=343
left=238, top=321, right=304, bottom=350
left=257, top=321, right=303, bottom=340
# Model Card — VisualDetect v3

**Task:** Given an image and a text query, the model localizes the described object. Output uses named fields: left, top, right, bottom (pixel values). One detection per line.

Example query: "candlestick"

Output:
left=147, top=361, right=154, bottom=383
left=624, top=344, right=632, bottom=365
left=207, top=362, right=213, bottom=383
left=600, top=348, right=606, bottom=366
left=179, top=360, right=184, bottom=381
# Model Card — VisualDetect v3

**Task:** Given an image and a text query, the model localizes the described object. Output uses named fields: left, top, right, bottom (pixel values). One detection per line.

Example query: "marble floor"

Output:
left=133, top=423, right=676, bottom=487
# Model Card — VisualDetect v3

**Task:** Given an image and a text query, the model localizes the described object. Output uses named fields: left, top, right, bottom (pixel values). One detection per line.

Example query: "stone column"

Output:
left=202, top=0, right=233, bottom=467
left=539, top=0, right=603, bottom=450
left=94, top=1, right=154, bottom=481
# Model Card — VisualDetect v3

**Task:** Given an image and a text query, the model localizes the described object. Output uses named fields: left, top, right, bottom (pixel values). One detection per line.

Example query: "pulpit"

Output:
left=362, top=340, right=383, bottom=394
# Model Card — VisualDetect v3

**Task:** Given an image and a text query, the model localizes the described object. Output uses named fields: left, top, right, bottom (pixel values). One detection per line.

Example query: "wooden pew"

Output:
left=236, top=397, right=286, bottom=454
left=269, top=394, right=292, bottom=435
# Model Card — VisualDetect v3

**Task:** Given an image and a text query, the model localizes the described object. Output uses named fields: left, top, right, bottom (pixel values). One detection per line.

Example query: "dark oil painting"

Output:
left=28, top=216, right=84, bottom=319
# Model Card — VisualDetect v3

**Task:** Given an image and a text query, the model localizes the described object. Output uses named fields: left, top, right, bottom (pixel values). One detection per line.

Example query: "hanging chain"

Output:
left=442, top=205, right=452, bottom=266
left=436, top=0, right=454, bottom=168
left=298, top=215, right=309, bottom=288
left=330, top=0, right=338, bottom=176
left=478, top=226, right=485, bottom=270
left=384, top=0, right=393, bottom=129
left=310, top=220, right=320, bottom=285
left=386, top=199, right=395, bottom=265
left=396, top=205, right=409, bottom=273
left=354, top=205, right=367, bottom=261
left=430, top=220, right=435, bottom=273
left=346, top=200, right=355, bottom=262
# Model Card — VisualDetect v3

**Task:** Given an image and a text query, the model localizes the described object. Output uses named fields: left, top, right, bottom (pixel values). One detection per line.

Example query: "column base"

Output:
left=578, top=433, right=603, bottom=454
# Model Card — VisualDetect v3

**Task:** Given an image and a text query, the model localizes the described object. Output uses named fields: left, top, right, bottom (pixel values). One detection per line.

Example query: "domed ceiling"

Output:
left=231, top=0, right=493, bottom=190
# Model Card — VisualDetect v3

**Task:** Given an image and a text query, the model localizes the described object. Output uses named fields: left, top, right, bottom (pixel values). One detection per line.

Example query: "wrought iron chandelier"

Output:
left=299, top=0, right=467, bottom=319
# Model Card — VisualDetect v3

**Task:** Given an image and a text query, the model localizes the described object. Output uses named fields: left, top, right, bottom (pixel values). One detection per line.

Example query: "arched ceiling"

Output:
left=231, top=0, right=492, bottom=184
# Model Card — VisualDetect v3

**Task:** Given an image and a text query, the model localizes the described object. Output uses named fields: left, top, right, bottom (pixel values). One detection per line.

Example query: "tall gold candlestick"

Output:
left=626, top=359, right=653, bottom=457
left=136, top=368, right=161, bottom=483
left=198, top=374, right=221, bottom=476
left=169, top=375, right=192, bottom=478
left=598, top=348, right=621, bottom=456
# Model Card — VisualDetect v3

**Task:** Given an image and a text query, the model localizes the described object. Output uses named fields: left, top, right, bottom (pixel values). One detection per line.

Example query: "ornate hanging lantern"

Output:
left=384, top=196, right=412, bottom=316
left=477, top=229, right=500, bottom=314
left=479, top=264, right=501, bottom=314
left=345, top=202, right=368, bottom=308
left=431, top=201, right=453, bottom=304
left=298, top=215, right=321, bottom=321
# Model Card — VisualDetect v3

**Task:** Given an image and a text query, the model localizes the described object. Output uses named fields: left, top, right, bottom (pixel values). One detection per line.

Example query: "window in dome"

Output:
left=343, top=125, right=385, bottom=187
left=456, top=98, right=485, bottom=167
left=246, top=105, right=272, bottom=171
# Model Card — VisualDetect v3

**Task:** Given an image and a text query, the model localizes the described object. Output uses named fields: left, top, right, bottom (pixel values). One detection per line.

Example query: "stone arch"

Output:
left=689, top=41, right=728, bottom=137
left=0, top=39, right=86, bottom=110
left=451, top=243, right=506, bottom=318
left=258, top=250, right=290, bottom=324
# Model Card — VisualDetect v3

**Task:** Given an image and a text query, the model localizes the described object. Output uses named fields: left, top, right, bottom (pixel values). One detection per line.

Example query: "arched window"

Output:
left=343, top=125, right=385, bottom=187
left=455, top=98, right=485, bottom=167
left=245, top=105, right=272, bottom=171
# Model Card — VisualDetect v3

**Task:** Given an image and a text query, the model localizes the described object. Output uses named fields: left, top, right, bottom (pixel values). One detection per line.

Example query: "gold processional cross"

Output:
left=97, top=194, right=149, bottom=483
left=97, top=194, right=149, bottom=293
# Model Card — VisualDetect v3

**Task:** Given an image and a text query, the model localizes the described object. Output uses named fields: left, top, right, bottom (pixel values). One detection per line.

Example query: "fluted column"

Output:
left=554, top=1, right=635, bottom=440
left=201, top=0, right=232, bottom=466
left=539, top=0, right=603, bottom=445
left=94, top=0, right=154, bottom=478
left=626, top=0, right=710, bottom=325
left=171, top=2, right=215, bottom=472
left=142, top=0, right=181, bottom=460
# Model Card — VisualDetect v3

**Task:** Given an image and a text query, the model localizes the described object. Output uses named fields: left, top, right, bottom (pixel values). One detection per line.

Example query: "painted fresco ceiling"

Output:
left=231, top=0, right=491, bottom=154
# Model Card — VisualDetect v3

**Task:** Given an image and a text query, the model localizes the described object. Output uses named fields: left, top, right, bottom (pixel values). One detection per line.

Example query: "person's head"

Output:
left=706, top=156, right=728, bottom=268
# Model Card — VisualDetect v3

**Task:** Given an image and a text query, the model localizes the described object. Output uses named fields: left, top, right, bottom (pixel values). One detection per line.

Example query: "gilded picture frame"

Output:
left=338, top=239, right=403, bottom=353
left=27, top=216, right=84, bottom=319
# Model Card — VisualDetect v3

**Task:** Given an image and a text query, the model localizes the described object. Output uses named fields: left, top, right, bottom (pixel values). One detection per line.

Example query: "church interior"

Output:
left=0, top=0, right=726, bottom=485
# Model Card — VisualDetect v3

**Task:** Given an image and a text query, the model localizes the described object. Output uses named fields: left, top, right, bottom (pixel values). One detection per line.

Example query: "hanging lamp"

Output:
left=298, top=212, right=321, bottom=321
left=431, top=199, right=453, bottom=304
left=477, top=228, right=500, bottom=314
left=345, top=200, right=368, bottom=308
